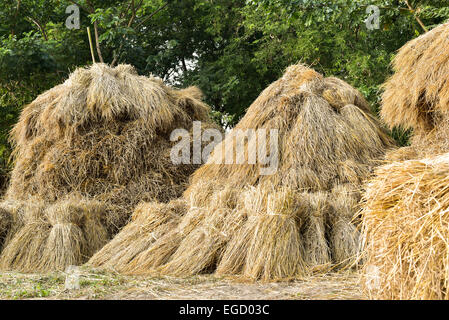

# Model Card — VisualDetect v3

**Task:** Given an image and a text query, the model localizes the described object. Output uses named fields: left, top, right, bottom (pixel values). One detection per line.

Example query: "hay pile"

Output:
left=361, top=23, right=449, bottom=299
left=90, top=63, right=395, bottom=281
left=0, top=63, right=215, bottom=272
left=361, top=154, right=449, bottom=299
left=381, top=22, right=449, bottom=159
left=0, top=208, right=11, bottom=251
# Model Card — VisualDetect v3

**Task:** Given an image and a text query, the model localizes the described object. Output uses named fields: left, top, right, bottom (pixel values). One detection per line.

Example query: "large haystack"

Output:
left=0, top=63, right=216, bottom=272
left=361, top=154, right=449, bottom=299
left=89, top=64, right=395, bottom=281
left=361, top=23, right=449, bottom=299
left=381, top=22, right=449, bottom=158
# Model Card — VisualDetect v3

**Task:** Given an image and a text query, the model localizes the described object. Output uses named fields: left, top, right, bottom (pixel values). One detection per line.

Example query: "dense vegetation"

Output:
left=0, top=0, right=448, bottom=188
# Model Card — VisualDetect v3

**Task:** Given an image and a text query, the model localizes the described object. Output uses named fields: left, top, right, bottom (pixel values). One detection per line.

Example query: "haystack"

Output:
left=0, top=63, right=216, bottom=272
left=381, top=22, right=449, bottom=159
left=361, top=23, right=449, bottom=299
left=89, top=63, right=395, bottom=281
left=361, top=154, right=449, bottom=299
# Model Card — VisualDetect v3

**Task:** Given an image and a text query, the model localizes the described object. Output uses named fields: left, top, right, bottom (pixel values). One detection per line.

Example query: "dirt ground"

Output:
left=0, top=267, right=364, bottom=300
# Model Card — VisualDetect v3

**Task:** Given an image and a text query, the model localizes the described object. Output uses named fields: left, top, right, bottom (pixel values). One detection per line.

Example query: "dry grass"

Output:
left=361, top=154, right=449, bottom=299
left=381, top=22, right=449, bottom=157
left=0, top=267, right=363, bottom=300
left=90, top=63, right=395, bottom=280
left=360, top=23, right=449, bottom=300
left=0, top=207, right=11, bottom=251
left=0, top=63, right=217, bottom=272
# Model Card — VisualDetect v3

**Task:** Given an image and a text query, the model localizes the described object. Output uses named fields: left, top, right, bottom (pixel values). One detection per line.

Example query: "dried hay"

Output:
left=381, top=22, right=449, bottom=157
left=360, top=23, right=449, bottom=299
left=361, top=154, right=449, bottom=299
left=0, top=63, right=216, bottom=272
left=87, top=199, right=186, bottom=271
left=89, top=64, right=395, bottom=280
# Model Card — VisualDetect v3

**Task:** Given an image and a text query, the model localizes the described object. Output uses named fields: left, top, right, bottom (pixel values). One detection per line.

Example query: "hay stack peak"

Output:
left=0, top=63, right=215, bottom=272
left=90, top=63, right=395, bottom=281
left=381, top=23, right=449, bottom=157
